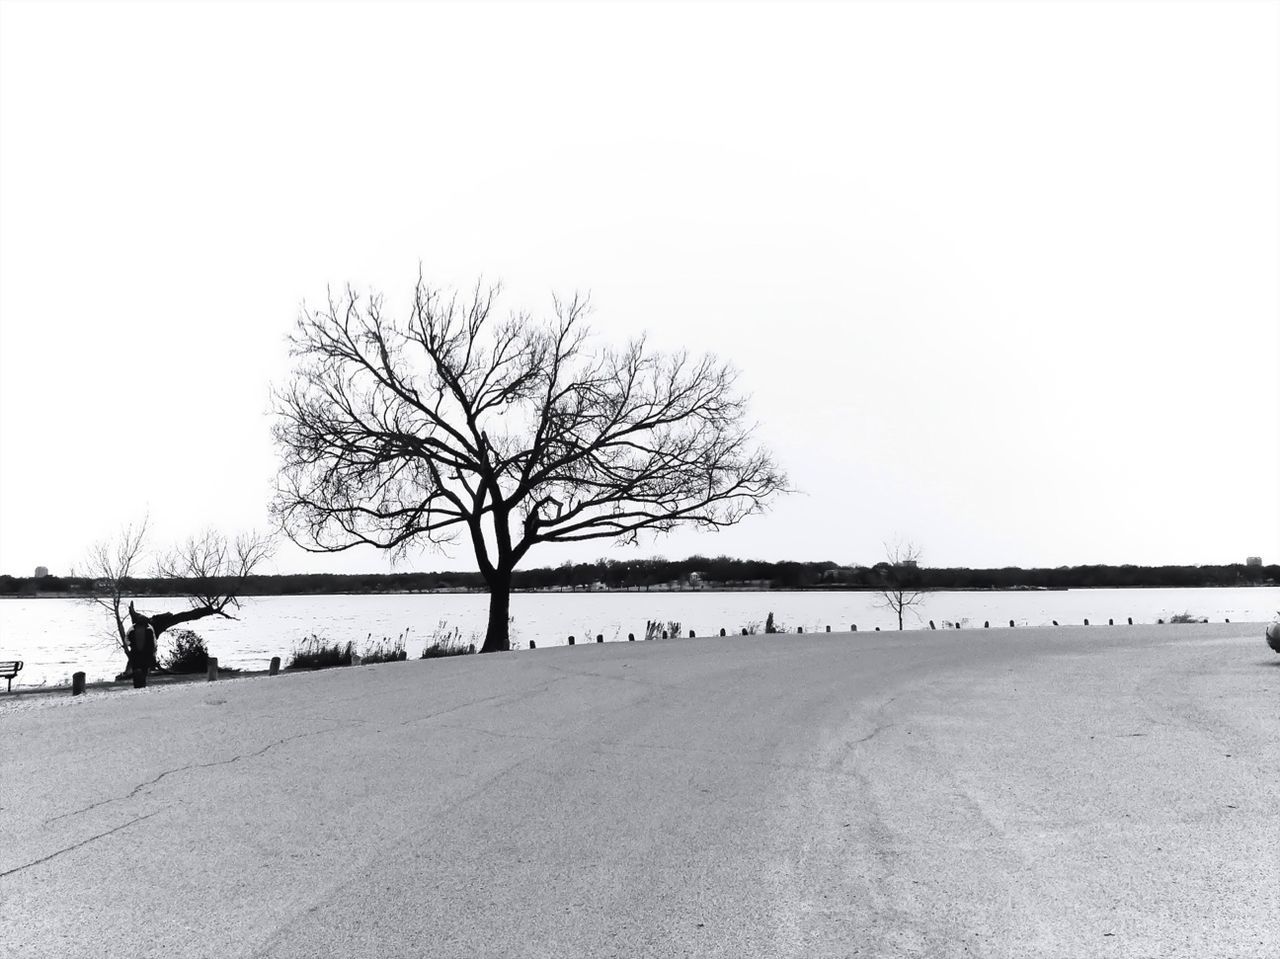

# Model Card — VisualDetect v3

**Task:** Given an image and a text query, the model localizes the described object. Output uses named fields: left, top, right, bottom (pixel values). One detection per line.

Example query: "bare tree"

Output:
left=84, top=524, right=274, bottom=681
left=84, top=517, right=150, bottom=671
left=272, top=277, right=788, bottom=652
left=874, top=541, right=925, bottom=630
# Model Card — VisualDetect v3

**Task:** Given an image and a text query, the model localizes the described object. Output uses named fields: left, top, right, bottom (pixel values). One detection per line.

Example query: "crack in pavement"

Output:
left=2, top=810, right=162, bottom=879
left=245, top=754, right=534, bottom=959
left=44, top=725, right=346, bottom=826
left=851, top=721, right=898, bottom=746
left=396, top=674, right=572, bottom=728
left=432, top=720, right=861, bottom=780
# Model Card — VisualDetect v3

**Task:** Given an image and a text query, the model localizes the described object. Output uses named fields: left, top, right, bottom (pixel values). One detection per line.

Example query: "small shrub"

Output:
left=643, top=619, right=681, bottom=640
left=1169, top=611, right=1206, bottom=624
left=362, top=630, right=409, bottom=664
left=287, top=635, right=354, bottom=670
left=742, top=621, right=760, bottom=635
left=420, top=621, right=472, bottom=658
left=163, top=629, right=209, bottom=674
left=420, top=639, right=472, bottom=658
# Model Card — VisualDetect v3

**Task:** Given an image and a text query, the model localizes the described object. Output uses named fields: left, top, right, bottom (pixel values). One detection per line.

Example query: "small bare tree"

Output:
left=84, top=523, right=274, bottom=681
left=272, top=277, right=788, bottom=652
left=84, top=517, right=150, bottom=670
left=874, top=541, right=925, bottom=630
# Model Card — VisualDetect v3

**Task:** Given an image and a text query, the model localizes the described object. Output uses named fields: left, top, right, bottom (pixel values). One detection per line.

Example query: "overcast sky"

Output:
left=1, top=0, right=1276, bottom=577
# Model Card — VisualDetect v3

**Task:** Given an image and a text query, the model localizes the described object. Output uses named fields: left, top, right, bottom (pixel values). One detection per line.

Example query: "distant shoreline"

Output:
left=7, top=559, right=1275, bottom=600
left=5, top=583, right=1278, bottom=601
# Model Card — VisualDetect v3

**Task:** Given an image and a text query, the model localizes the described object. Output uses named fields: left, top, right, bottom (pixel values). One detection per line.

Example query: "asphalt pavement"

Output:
left=3, top=623, right=1277, bottom=958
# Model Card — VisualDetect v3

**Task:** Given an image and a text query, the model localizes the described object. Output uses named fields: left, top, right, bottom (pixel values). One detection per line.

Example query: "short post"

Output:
left=207, top=657, right=219, bottom=682
left=662, top=631, right=668, bottom=639
left=72, top=671, right=86, bottom=696
left=1225, top=618, right=1230, bottom=623
left=797, top=626, right=803, bottom=634
left=825, top=625, right=831, bottom=632
left=720, top=628, right=726, bottom=636
left=1053, top=620, right=1059, bottom=626
left=1108, top=618, right=1113, bottom=626
left=467, top=643, right=475, bottom=654
left=984, top=621, right=989, bottom=628
left=529, top=640, right=537, bottom=649
left=596, top=634, right=603, bottom=643
left=1128, top=617, right=1133, bottom=625
left=568, top=635, right=575, bottom=645
left=689, top=629, right=695, bottom=638
left=269, top=656, right=280, bottom=676
left=1083, top=619, right=1089, bottom=626
left=874, top=626, right=880, bottom=631
left=1009, top=620, right=1015, bottom=628
left=851, top=624, right=857, bottom=632
left=929, top=620, right=935, bottom=630
left=628, top=633, right=635, bottom=642
left=741, top=628, right=747, bottom=635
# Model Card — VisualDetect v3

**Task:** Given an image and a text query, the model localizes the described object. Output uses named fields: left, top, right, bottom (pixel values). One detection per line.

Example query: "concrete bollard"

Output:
left=689, top=630, right=696, bottom=638
left=568, top=636, right=575, bottom=645
left=1108, top=618, right=1114, bottom=626
left=1128, top=617, right=1133, bottom=625
left=529, top=640, right=536, bottom=649
left=1225, top=618, right=1230, bottom=623
left=955, top=622, right=961, bottom=629
left=720, top=628, right=726, bottom=636
left=1083, top=619, right=1089, bottom=627
left=741, top=628, right=748, bottom=635
left=851, top=624, right=857, bottom=632
left=797, top=626, right=803, bottom=634
left=467, top=644, right=475, bottom=654
left=1009, top=620, right=1015, bottom=628
left=1053, top=620, right=1059, bottom=626
left=874, top=626, right=880, bottom=631
left=269, top=656, right=280, bottom=676
left=596, top=634, right=603, bottom=643
left=628, top=633, right=635, bottom=642
left=72, top=671, right=86, bottom=696
left=984, top=621, right=989, bottom=628
left=929, top=620, right=936, bottom=630
left=826, top=625, right=831, bottom=632
left=207, top=657, right=219, bottom=682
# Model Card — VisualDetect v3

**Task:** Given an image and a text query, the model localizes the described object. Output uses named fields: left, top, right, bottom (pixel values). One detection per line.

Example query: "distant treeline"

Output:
left=2, top=556, right=1276, bottom=597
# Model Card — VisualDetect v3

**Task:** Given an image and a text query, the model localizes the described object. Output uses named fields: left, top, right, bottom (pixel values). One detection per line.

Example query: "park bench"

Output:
left=1, top=661, right=23, bottom=692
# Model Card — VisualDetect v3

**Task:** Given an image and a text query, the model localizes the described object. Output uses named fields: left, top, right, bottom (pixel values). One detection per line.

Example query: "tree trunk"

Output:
left=481, top=573, right=512, bottom=653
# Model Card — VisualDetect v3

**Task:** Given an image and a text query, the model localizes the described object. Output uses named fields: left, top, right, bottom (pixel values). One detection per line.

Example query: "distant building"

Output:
left=1245, top=556, right=1262, bottom=567
left=34, top=565, right=49, bottom=578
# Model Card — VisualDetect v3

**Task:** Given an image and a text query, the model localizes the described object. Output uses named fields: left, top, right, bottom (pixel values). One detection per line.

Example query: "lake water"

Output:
left=2, top=586, right=1277, bottom=689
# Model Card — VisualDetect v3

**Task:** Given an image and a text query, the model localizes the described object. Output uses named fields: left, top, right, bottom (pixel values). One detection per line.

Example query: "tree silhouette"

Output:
left=272, top=277, right=787, bottom=652
left=874, top=541, right=925, bottom=630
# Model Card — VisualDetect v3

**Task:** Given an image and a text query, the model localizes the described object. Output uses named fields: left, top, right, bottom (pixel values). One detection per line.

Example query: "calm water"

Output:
left=1, top=587, right=1276, bottom=689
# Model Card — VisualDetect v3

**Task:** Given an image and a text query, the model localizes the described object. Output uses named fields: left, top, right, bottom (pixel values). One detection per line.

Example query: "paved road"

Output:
left=3, top=624, right=1277, bottom=958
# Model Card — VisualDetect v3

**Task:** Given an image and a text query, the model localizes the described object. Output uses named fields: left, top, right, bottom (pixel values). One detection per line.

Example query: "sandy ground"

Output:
left=2, top=624, right=1277, bottom=958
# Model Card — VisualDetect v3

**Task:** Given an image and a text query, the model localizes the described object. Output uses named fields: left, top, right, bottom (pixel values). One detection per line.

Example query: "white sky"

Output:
left=1, top=0, right=1277, bottom=577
